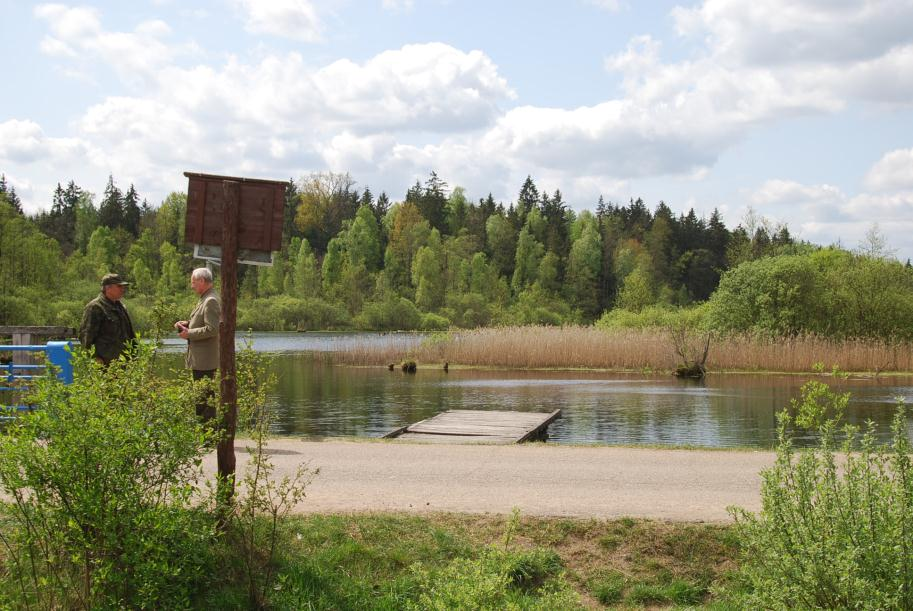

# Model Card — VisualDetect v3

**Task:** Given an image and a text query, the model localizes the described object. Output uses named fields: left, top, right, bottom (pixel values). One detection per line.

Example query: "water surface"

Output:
left=160, top=332, right=913, bottom=448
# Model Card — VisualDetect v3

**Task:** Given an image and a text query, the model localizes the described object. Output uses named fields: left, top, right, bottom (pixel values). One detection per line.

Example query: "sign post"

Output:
left=217, top=180, right=240, bottom=503
left=183, top=171, right=286, bottom=509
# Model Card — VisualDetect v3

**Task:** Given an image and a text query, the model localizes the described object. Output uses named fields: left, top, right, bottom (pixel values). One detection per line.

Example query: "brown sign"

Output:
left=184, top=172, right=286, bottom=253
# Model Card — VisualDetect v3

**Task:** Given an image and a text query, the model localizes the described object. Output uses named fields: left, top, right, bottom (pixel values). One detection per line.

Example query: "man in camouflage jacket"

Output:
left=79, top=273, right=136, bottom=365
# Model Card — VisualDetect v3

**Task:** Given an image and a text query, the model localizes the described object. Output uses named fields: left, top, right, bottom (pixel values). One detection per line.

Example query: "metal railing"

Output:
left=1, top=341, right=73, bottom=412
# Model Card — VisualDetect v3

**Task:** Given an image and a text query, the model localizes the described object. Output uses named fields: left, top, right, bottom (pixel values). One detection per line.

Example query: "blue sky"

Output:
left=2, top=0, right=912, bottom=258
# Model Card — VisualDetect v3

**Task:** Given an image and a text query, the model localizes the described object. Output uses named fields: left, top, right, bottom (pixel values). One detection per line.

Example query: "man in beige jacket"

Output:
left=174, top=267, right=221, bottom=420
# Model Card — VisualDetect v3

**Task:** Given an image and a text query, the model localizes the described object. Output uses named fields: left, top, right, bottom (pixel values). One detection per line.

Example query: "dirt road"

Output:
left=204, top=439, right=775, bottom=522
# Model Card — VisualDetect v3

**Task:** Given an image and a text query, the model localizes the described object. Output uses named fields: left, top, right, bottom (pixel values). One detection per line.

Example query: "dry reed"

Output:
left=323, top=326, right=913, bottom=373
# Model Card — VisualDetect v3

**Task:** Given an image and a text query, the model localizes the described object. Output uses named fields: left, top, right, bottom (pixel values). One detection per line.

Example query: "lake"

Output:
left=159, top=332, right=913, bottom=448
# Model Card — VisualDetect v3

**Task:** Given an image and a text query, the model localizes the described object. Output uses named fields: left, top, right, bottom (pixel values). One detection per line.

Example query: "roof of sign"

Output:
left=182, top=171, right=288, bottom=186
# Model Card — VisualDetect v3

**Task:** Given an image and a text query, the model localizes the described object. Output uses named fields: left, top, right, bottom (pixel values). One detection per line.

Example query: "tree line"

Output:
left=2, top=169, right=910, bottom=339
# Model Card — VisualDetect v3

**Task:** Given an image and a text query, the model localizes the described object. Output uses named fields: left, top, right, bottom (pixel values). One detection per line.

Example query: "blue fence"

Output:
left=1, top=341, right=73, bottom=412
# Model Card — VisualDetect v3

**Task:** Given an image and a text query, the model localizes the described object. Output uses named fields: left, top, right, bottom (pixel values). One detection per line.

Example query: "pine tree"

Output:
left=541, top=189, right=570, bottom=261
left=122, top=184, right=141, bottom=236
left=98, top=175, right=124, bottom=230
left=372, top=192, right=390, bottom=225
left=516, top=176, right=539, bottom=227
left=282, top=178, right=301, bottom=243
left=416, top=171, right=448, bottom=234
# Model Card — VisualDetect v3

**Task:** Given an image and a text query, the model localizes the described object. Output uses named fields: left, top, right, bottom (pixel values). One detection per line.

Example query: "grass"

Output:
left=323, top=325, right=913, bottom=374
left=190, top=512, right=740, bottom=609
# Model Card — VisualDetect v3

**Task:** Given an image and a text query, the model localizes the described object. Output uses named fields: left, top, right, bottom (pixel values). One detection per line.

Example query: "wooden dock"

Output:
left=382, top=409, right=562, bottom=444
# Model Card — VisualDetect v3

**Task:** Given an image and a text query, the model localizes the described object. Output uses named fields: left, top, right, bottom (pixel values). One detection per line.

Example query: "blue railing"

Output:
left=1, top=341, right=73, bottom=412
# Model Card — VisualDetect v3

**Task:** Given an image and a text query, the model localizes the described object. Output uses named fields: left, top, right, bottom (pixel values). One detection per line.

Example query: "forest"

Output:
left=1, top=171, right=912, bottom=340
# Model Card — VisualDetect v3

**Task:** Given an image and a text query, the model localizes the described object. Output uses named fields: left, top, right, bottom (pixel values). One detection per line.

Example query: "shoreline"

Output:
left=331, top=360, right=913, bottom=377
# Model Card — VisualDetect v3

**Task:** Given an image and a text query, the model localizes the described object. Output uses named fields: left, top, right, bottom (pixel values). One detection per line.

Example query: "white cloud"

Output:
left=749, top=179, right=848, bottom=222
left=34, top=3, right=183, bottom=86
left=0, top=119, right=86, bottom=165
left=313, top=43, right=514, bottom=132
left=235, top=0, right=322, bottom=42
left=744, top=177, right=913, bottom=258
left=671, top=0, right=913, bottom=106
left=864, top=148, right=913, bottom=191
left=673, top=0, right=913, bottom=66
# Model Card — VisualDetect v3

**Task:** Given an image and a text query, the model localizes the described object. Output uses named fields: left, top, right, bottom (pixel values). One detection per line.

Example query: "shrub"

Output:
left=0, top=343, right=217, bottom=609
left=595, top=304, right=708, bottom=331
left=355, top=296, right=422, bottom=331
left=729, top=381, right=913, bottom=609
left=237, top=296, right=351, bottom=331
left=499, top=286, right=577, bottom=326
left=420, top=312, right=450, bottom=331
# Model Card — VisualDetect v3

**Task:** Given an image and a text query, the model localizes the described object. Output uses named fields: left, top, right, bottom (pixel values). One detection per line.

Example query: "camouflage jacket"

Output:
left=79, top=293, right=136, bottom=364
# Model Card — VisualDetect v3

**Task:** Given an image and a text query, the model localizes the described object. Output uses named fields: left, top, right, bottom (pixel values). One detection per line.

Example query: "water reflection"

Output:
left=156, top=333, right=913, bottom=448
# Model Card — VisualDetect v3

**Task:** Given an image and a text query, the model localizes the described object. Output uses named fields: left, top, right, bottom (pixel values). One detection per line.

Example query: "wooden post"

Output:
left=217, top=180, right=240, bottom=506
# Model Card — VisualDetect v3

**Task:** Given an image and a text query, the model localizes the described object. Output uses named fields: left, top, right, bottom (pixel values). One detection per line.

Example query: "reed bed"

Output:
left=324, top=326, right=913, bottom=374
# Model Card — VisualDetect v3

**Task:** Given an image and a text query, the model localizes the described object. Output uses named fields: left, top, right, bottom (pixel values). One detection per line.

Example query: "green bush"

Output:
left=0, top=344, right=217, bottom=609
left=595, top=303, right=708, bottom=331
left=729, top=381, right=913, bottom=609
left=707, top=251, right=913, bottom=339
left=499, top=286, right=577, bottom=326
left=442, top=292, right=496, bottom=328
left=420, top=312, right=450, bottom=331
left=355, top=296, right=422, bottom=331
left=237, top=296, right=351, bottom=331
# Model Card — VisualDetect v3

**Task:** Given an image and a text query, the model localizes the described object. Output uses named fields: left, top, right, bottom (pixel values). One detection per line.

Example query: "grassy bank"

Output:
left=324, top=325, right=913, bottom=374
left=192, top=511, right=739, bottom=610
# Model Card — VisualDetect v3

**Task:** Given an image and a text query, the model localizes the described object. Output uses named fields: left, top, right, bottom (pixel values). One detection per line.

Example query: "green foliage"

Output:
left=237, top=296, right=351, bottom=331
left=502, top=285, right=577, bottom=326
left=412, top=244, right=445, bottom=311
left=729, top=383, right=913, bottom=609
left=230, top=342, right=318, bottom=609
left=355, top=295, right=422, bottom=330
left=21, top=171, right=913, bottom=342
left=565, top=222, right=603, bottom=320
left=290, top=237, right=321, bottom=298
left=443, top=292, right=496, bottom=328
left=420, top=312, right=450, bottom=331
left=511, top=226, right=545, bottom=294
left=616, top=263, right=655, bottom=312
left=156, top=241, right=185, bottom=297
left=0, top=344, right=216, bottom=609
left=709, top=251, right=913, bottom=339
left=595, top=303, right=708, bottom=331
left=0, top=200, right=63, bottom=303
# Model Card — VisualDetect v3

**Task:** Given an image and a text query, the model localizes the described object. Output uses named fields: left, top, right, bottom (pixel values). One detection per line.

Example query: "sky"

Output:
left=2, top=0, right=912, bottom=259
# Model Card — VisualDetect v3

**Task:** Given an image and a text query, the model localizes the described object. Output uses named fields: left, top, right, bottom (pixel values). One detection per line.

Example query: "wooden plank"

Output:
left=515, top=409, right=563, bottom=443
left=382, top=409, right=562, bottom=444
left=381, top=424, right=409, bottom=439
left=395, top=433, right=517, bottom=444
left=408, top=424, right=529, bottom=434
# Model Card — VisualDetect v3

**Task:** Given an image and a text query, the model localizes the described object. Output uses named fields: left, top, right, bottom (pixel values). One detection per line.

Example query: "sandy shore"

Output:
left=204, top=439, right=775, bottom=522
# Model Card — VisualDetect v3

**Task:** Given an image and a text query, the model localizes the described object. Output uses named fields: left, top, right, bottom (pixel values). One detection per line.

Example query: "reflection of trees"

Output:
left=249, top=354, right=913, bottom=447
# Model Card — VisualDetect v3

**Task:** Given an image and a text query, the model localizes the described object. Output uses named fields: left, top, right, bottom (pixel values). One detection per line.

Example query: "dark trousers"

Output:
left=192, top=369, right=217, bottom=421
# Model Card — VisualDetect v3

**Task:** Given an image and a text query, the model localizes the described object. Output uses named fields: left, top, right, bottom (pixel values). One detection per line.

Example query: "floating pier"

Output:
left=382, top=409, right=562, bottom=444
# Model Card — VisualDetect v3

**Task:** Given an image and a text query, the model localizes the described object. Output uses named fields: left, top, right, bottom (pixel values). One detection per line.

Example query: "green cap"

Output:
left=101, top=273, right=130, bottom=286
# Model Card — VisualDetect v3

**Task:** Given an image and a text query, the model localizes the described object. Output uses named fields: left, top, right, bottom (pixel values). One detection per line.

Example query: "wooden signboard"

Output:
left=181, top=172, right=287, bottom=513
left=184, top=172, right=286, bottom=254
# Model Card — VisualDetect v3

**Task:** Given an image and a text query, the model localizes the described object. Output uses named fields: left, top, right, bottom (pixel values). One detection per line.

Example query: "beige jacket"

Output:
left=185, top=288, right=221, bottom=371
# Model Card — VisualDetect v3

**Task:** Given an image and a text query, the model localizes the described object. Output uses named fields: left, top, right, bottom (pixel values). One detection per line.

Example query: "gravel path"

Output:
left=204, top=439, right=775, bottom=522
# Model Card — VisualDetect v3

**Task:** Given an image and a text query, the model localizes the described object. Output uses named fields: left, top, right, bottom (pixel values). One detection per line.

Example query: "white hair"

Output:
left=191, top=267, right=213, bottom=283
